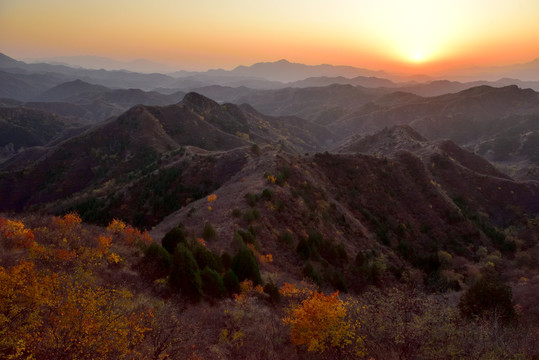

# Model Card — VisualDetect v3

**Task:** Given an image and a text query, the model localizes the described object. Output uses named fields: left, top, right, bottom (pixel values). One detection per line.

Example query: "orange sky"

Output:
left=1, top=0, right=538, bottom=74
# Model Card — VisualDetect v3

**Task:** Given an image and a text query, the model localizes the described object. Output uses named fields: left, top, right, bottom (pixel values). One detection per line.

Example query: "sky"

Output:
left=1, top=0, right=538, bottom=74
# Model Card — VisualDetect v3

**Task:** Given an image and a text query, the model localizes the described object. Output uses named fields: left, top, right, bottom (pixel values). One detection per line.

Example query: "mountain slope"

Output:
left=36, top=79, right=110, bottom=102
left=324, top=85, right=539, bottom=180
left=0, top=70, right=71, bottom=101
left=0, top=93, right=334, bottom=219
left=338, top=125, right=511, bottom=179
left=232, top=84, right=385, bottom=123
left=26, top=80, right=187, bottom=122
left=150, top=129, right=538, bottom=294
left=329, top=85, right=539, bottom=136
left=0, top=106, right=82, bottom=153
left=0, top=96, right=249, bottom=212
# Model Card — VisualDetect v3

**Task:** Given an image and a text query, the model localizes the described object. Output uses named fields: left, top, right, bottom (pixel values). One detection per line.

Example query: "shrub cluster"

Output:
left=143, top=224, right=262, bottom=300
left=296, top=230, right=349, bottom=291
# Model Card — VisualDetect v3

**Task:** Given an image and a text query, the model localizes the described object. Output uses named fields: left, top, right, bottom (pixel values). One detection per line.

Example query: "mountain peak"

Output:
left=337, top=125, right=427, bottom=155
left=391, top=124, right=427, bottom=141
left=181, top=92, right=221, bottom=111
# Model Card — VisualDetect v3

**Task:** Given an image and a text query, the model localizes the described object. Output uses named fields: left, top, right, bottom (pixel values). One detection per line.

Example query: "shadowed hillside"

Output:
left=0, top=106, right=84, bottom=160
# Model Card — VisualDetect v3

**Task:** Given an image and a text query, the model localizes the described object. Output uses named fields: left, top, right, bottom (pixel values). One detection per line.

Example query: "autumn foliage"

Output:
left=0, top=261, right=152, bottom=359
left=207, top=193, right=217, bottom=211
left=282, top=289, right=360, bottom=354
left=1, top=213, right=536, bottom=359
left=107, top=218, right=152, bottom=246
left=51, top=212, right=82, bottom=229
left=0, top=214, right=154, bottom=359
left=0, top=217, right=35, bottom=248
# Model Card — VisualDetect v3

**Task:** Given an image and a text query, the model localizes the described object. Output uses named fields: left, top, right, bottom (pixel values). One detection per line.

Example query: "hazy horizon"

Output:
left=2, top=53, right=537, bottom=83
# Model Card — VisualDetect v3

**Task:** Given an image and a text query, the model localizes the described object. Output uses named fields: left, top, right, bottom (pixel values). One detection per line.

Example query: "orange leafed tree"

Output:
left=283, top=290, right=360, bottom=354
left=123, top=226, right=152, bottom=245
left=107, top=218, right=127, bottom=233
left=51, top=212, right=81, bottom=230
left=0, top=217, right=35, bottom=248
left=96, top=234, right=112, bottom=254
left=107, top=219, right=152, bottom=246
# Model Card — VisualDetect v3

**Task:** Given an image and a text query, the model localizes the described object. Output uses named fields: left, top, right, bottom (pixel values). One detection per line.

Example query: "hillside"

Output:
left=0, top=88, right=538, bottom=359
left=0, top=96, right=248, bottom=212
left=0, top=106, right=83, bottom=158
left=2, top=205, right=537, bottom=359
left=278, top=85, right=539, bottom=180
left=211, top=84, right=539, bottom=180
left=233, top=84, right=385, bottom=122
left=338, top=125, right=511, bottom=179
left=153, top=130, right=538, bottom=274
left=26, top=80, right=187, bottom=122
left=36, top=79, right=110, bottom=102
left=142, top=132, right=538, bottom=357
left=0, top=93, right=333, bottom=222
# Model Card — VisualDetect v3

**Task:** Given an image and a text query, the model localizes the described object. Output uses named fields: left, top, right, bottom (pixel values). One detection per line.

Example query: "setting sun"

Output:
left=411, top=52, right=426, bottom=63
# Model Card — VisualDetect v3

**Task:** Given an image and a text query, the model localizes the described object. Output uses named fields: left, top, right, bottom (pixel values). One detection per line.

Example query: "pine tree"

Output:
left=170, top=243, right=203, bottom=300
left=161, top=227, right=186, bottom=254
left=201, top=267, right=225, bottom=298
left=223, top=269, right=240, bottom=294
left=231, top=245, right=262, bottom=285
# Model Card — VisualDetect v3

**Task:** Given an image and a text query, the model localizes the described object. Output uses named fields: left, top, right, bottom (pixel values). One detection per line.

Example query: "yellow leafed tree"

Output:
left=283, top=290, right=361, bottom=354
left=0, top=215, right=154, bottom=360
left=0, top=260, right=152, bottom=359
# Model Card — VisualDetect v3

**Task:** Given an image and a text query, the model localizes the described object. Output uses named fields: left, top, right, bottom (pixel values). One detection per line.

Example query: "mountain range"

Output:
left=3, top=53, right=539, bottom=95
left=1, top=91, right=536, bottom=277
left=1, top=52, right=539, bottom=358
left=1, top=52, right=538, bottom=181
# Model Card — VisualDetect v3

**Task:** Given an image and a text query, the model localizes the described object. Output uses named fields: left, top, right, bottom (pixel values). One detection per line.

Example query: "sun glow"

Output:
left=411, top=52, right=425, bottom=63
left=399, top=46, right=436, bottom=66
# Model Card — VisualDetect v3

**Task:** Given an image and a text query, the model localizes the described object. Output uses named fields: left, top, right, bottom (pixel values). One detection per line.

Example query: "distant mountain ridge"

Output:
left=220, top=59, right=389, bottom=82
left=37, top=79, right=110, bottom=102
left=444, top=58, right=539, bottom=82
left=24, top=55, right=177, bottom=73
left=3, top=53, right=539, bottom=98
left=0, top=53, right=175, bottom=92
left=210, top=83, right=539, bottom=180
